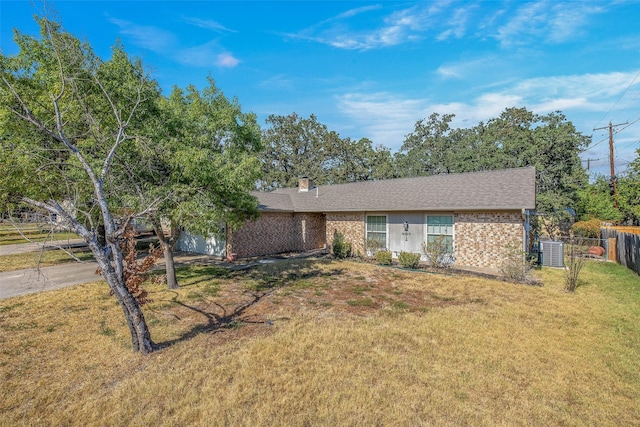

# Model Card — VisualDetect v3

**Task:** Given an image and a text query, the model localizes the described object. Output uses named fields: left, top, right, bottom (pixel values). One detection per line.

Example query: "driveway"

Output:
left=0, top=261, right=102, bottom=299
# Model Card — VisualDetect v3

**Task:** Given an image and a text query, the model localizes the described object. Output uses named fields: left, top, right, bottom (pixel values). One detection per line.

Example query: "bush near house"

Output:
left=364, top=238, right=385, bottom=255
left=398, top=251, right=421, bottom=269
left=499, top=243, right=536, bottom=284
left=572, top=218, right=602, bottom=238
left=375, top=250, right=392, bottom=265
left=332, top=231, right=352, bottom=259
left=422, top=235, right=453, bottom=269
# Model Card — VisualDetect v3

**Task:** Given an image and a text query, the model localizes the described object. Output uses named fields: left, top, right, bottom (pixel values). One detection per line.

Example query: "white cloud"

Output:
left=109, top=16, right=240, bottom=69
left=216, top=52, right=240, bottom=68
left=436, top=56, right=501, bottom=80
left=108, top=18, right=175, bottom=52
left=288, top=5, right=433, bottom=50
left=182, top=17, right=236, bottom=33
left=258, top=74, right=296, bottom=91
left=336, top=92, right=432, bottom=148
left=336, top=70, right=640, bottom=155
left=495, top=1, right=604, bottom=47
left=176, top=41, right=240, bottom=68
left=335, top=5, right=382, bottom=20
left=437, top=5, right=474, bottom=41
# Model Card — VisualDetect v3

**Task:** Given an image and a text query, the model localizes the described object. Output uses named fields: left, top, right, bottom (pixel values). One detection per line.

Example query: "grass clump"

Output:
left=0, top=249, right=94, bottom=272
left=346, top=298, right=375, bottom=307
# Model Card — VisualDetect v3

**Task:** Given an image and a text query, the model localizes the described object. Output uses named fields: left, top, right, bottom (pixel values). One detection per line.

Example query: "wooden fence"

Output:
left=601, top=227, right=640, bottom=275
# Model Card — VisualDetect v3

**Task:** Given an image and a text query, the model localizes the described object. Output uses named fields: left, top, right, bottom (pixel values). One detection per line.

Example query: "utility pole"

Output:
left=581, top=158, right=600, bottom=171
left=593, top=121, right=628, bottom=212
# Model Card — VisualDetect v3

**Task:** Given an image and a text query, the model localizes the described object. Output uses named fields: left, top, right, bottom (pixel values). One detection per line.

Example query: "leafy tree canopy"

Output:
left=258, top=113, right=394, bottom=190
left=396, top=108, right=590, bottom=225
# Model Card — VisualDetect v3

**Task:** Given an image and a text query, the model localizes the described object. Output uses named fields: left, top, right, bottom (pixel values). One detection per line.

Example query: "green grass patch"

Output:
left=390, top=300, right=409, bottom=310
left=346, top=298, right=375, bottom=307
left=0, top=224, right=79, bottom=246
left=0, top=249, right=94, bottom=272
left=350, top=285, right=369, bottom=295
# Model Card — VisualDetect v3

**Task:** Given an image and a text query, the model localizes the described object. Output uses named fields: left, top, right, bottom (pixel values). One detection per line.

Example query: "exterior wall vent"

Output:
left=540, top=240, right=564, bottom=268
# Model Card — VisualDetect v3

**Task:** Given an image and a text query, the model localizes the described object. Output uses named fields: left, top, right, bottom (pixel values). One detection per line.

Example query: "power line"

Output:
left=582, top=118, right=638, bottom=154
left=581, top=134, right=609, bottom=153
left=593, top=69, right=640, bottom=129
left=581, top=158, right=600, bottom=171
left=593, top=122, right=627, bottom=212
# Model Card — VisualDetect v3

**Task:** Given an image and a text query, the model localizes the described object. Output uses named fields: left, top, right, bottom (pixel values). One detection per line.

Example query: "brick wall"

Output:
left=454, top=211, right=523, bottom=269
left=229, top=212, right=326, bottom=258
left=326, top=212, right=365, bottom=256
left=228, top=209, right=523, bottom=267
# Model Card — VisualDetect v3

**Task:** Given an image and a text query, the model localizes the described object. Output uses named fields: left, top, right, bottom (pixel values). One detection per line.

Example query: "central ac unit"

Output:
left=540, top=241, right=564, bottom=268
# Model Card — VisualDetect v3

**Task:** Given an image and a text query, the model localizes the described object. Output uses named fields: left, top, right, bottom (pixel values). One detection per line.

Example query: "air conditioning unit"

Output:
left=540, top=241, right=564, bottom=268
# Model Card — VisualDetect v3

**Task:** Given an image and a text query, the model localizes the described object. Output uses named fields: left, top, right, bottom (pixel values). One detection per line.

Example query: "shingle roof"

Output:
left=253, top=191, right=294, bottom=211
left=254, top=167, right=536, bottom=213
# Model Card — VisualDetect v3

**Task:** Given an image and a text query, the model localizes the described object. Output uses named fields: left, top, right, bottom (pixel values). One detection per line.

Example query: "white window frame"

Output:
left=425, top=214, right=455, bottom=254
left=366, top=214, right=388, bottom=251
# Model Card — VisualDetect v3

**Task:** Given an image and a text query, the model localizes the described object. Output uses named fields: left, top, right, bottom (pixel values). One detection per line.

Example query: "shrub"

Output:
left=572, top=218, right=601, bottom=238
left=565, top=235, right=588, bottom=292
left=375, top=251, right=392, bottom=265
left=499, top=242, right=535, bottom=283
left=422, top=235, right=454, bottom=269
left=398, top=251, right=421, bottom=269
left=332, top=231, right=352, bottom=259
left=364, top=238, right=385, bottom=255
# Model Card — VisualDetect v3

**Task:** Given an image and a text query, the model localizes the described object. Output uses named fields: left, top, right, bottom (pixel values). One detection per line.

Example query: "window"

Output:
left=426, top=215, right=454, bottom=253
left=366, top=215, right=387, bottom=250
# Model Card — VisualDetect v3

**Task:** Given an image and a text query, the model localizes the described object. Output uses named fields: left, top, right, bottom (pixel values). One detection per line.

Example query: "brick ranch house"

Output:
left=176, top=167, right=536, bottom=269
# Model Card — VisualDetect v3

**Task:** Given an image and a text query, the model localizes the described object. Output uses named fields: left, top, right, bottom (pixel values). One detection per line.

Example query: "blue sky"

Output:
left=2, top=1, right=640, bottom=178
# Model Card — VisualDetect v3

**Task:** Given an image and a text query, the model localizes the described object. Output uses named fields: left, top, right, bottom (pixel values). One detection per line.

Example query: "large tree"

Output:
left=575, top=175, right=623, bottom=223
left=396, top=113, right=466, bottom=176
left=0, top=18, right=161, bottom=352
left=397, top=108, right=590, bottom=228
left=258, top=113, right=393, bottom=189
left=618, top=149, right=640, bottom=224
left=121, top=80, right=262, bottom=289
left=577, top=149, right=640, bottom=225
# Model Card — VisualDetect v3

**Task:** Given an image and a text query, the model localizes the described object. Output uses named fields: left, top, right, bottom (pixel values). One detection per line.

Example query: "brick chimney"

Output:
left=298, top=177, right=313, bottom=192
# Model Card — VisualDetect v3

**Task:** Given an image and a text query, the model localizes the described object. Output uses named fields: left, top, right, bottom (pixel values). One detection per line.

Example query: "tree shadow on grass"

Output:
left=155, top=258, right=344, bottom=349
left=157, top=288, right=276, bottom=349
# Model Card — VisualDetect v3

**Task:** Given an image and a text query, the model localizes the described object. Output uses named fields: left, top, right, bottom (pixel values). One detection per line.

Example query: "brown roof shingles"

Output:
left=254, top=167, right=536, bottom=213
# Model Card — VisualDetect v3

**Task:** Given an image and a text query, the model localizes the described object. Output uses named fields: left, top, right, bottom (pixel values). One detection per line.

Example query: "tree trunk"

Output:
left=90, top=240, right=157, bottom=353
left=163, top=241, right=179, bottom=290
left=112, top=275, right=156, bottom=353
left=150, top=217, right=179, bottom=289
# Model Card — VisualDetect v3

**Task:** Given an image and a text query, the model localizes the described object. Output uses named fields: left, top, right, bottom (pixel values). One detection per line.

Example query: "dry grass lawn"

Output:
left=0, top=249, right=94, bottom=272
left=1, top=259, right=638, bottom=426
left=0, top=224, right=78, bottom=246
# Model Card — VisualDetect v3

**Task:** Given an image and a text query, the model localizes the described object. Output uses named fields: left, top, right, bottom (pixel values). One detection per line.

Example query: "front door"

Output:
left=387, top=213, right=425, bottom=258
